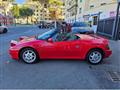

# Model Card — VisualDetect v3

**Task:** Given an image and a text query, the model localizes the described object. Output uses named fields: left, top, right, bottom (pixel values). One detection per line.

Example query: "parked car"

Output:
left=71, top=22, right=94, bottom=34
left=9, top=30, right=112, bottom=65
left=38, top=21, right=45, bottom=29
left=38, top=21, right=55, bottom=29
left=0, top=23, right=8, bottom=34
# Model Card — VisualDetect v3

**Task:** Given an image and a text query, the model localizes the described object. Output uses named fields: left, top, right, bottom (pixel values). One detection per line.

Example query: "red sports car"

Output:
left=9, top=30, right=112, bottom=64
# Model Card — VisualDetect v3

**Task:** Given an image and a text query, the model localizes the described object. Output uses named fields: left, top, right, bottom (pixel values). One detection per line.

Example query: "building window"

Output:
left=32, top=0, right=38, bottom=1
left=44, top=4, right=47, bottom=8
left=79, top=8, right=82, bottom=14
left=93, top=16, right=98, bottom=25
left=36, top=6, right=38, bottom=8
left=2, top=0, right=7, bottom=1
left=101, top=3, right=106, bottom=6
left=36, top=10, right=38, bottom=12
left=90, top=5, right=94, bottom=9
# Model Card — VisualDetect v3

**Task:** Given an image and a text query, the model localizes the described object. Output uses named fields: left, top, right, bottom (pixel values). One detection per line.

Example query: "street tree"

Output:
left=19, top=7, right=34, bottom=24
left=11, top=4, right=20, bottom=18
left=48, top=0, right=63, bottom=20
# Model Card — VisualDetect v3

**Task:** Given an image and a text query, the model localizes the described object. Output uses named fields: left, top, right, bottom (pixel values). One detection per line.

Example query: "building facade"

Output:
left=25, top=0, right=50, bottom=22
left=0, top=0, right=14, bottom=25
left=65, top=0, right=118, bottom=24
left=65, top=0, right=78, bottom=23
left=0, top=0, right=13, bottom=16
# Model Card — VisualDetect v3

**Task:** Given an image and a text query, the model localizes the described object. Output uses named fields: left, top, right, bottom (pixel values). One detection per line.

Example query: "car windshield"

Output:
left=37, top=30, right=57, bottom=40
left=72, top=22, right=89, bottom=27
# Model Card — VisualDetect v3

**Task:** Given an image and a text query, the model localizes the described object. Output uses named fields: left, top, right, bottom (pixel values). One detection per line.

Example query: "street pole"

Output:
left=12, top=3, right=17, bottom=26
left=4, top=8, right=6, bottom=25
left=96, top=12, right=102, bottom=32
left=3, top=4, right=6, bottom=25
left=75, top=0, right=78, bottom=22
left=113, top=0, right=120, bottom=40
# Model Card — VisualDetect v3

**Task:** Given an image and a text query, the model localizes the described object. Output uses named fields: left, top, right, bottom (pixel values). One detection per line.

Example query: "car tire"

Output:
left=86, top=49, right=103, bottom=65
left=20, top=48, right=39, bottom=64
left=3, top=28, right=8, bottom=33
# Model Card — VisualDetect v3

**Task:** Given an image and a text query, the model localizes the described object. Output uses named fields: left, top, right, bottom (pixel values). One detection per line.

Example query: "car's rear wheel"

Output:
left=3, top=28, right=8, bottom=33
left=86, top=49, right=103, bottom=65
left=20, top=48, right=39, bottom=64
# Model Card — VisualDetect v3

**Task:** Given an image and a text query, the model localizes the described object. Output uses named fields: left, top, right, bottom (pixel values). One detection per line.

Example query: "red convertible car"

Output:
left=9, top=30, right=112, bottom=64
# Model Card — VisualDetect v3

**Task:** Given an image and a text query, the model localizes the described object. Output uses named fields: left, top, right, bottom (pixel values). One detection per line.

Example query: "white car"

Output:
left=0, top=24, right=8, bottom=34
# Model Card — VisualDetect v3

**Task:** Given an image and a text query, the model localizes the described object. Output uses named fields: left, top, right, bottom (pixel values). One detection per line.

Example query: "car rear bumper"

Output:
left=9, top=48, right=19, bottom=60
left=104, top=50, right=112, bottom=58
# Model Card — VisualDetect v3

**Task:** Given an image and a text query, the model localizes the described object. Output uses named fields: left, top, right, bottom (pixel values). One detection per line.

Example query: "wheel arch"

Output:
left=18, top=47, right=39, bottom=59
left=86, top=47, right=105, bottom=59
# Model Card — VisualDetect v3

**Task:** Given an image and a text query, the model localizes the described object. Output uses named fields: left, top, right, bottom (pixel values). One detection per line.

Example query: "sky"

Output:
left=16, top=0, right=25, bottom=4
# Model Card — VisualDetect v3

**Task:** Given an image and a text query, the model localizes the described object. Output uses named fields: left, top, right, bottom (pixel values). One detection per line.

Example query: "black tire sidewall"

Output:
left=3, top=28, right=8, bottom=33
left=20, top=48, right=39, bottom=64
left=86, top=49, right=103, bottom=65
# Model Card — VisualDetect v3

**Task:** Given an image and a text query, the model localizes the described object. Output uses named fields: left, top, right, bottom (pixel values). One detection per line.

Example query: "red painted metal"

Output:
left=9, top=34, right=112, bottom=61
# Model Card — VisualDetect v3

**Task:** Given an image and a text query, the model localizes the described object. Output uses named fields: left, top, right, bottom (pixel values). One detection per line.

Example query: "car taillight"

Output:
left=10, top=40, right=17, bottom=47
left=11, top=43, right=16, bottom=47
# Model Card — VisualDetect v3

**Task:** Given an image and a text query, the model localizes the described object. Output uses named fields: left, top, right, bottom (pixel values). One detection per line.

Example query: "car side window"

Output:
left=66, top=35, right=80, bottom=41
left=52, top=33, right=66, bottom=42
left=52, top=34, right=58, bottom=42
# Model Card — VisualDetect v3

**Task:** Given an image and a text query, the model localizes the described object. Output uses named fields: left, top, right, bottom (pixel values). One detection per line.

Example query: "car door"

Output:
left=39, top=40, right=71, bottom=59
left=53, top=41, right=72, bottom=59
left=68, top=40, right=82, bottom=59
left=52, top=40, right=82, bottom=59
left=62, top=34, right=83, bottom=59
left=50, top=35, right=83, bottom=59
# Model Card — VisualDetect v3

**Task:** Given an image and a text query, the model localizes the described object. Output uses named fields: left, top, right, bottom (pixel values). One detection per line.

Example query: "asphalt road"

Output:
left=0, top=25, right=120, bottom=89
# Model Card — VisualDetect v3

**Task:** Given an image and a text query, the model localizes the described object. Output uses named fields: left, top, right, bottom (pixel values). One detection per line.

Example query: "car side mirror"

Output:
left=48, top=38, right=53, bottom=43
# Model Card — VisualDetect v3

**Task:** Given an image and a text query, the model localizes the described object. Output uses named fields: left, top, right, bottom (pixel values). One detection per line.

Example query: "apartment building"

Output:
left=65, top=0, right=118, bottom=24
left=25, top=0, right=50, bottom=22
left=65, top=0, right=78, bottom=23
left=0, top=0, right=13, bottom=16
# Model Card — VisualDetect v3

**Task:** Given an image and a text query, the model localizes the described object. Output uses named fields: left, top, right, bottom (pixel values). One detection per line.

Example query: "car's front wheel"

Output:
left=86, top=49, right=103, bottom=65
left=20, top=48, right=39, bottom=64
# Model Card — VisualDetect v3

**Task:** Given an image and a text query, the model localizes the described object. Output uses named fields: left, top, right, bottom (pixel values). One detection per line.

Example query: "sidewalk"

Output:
left=108, top=40, right=120, bottom=71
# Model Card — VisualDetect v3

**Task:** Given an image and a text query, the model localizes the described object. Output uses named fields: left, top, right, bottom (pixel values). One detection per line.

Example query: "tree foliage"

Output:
left=11, top=5, right=19, bottom=18
left=49, top=0, right=63, bottom=5
left=48, top=0, right=63, bottom=20
left=19, top=6, right=34, bottom=24
left=19, top=7, right=34, bottom=18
